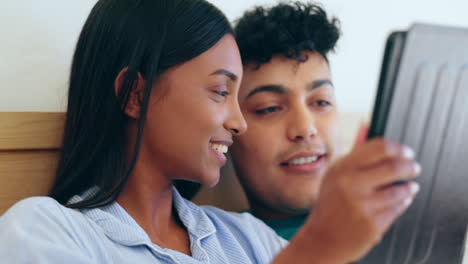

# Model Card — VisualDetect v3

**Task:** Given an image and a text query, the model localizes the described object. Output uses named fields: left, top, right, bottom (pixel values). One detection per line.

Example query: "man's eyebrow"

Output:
left=244, top=79, right=333, bottom=100
left=245, top=84, right=287, bottom=99
left=308, top=79, right=334, bottom=91
left=210, top=69, right=238, bottom=82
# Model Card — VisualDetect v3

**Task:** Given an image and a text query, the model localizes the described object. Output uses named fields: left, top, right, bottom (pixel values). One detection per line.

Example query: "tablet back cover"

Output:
left=360, top=23, right=468, bottom=264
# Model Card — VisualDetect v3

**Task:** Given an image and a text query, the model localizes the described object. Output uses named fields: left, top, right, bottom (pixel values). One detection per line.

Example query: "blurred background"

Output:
left=1, top=0, right=468, bottom=113
left=1, top=2, right=468, bottom=260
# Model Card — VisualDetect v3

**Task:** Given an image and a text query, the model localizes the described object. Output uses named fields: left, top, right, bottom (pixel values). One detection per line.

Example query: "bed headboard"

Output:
left=0, top=112, right=366, bottom=214
left=0, top=112, right=64, bottom=214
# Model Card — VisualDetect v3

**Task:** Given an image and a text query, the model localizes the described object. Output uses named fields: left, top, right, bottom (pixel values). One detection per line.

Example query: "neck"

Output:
left=117, top=123, right=191, bottom=255
left=117, top=130, right=190, bottom=254
left=117, top=161, right=191, bottom=255
left=118, top=121, right=180, bottom=239
left=249, top=199, right=309, bottom=221
left=117, top=162, right=180, bottom=242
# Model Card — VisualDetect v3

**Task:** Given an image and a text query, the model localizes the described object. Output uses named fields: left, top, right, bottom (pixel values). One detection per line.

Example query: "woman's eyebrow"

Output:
left=210, top=69, right=238, bottom=82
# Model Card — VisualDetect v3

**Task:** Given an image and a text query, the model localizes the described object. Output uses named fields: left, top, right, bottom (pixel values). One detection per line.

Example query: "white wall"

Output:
left=1, top=0, right=468, bottom=112
left=0, top=0, right=96, bottom=111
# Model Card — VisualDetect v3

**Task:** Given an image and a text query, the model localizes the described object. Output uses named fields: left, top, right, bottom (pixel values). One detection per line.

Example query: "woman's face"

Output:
left=140, top=34, right=246, bottom=187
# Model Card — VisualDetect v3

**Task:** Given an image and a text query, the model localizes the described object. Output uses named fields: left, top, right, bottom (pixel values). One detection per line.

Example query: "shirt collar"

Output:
left=68, top=186, right=216, bottom=246
left=172, top=185, right=216, bottom=240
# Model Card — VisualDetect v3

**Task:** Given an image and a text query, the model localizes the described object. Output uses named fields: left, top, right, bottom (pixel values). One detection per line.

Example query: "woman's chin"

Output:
left=200, top=172, right=221, bottom=188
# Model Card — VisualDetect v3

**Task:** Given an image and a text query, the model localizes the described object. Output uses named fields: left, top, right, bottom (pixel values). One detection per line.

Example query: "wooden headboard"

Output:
left=0, top=112, right=64, bottom=214
left=0, top=112, right=367, bottom=214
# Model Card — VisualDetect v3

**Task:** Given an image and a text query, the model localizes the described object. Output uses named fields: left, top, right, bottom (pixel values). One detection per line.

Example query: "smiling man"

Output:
left=230, top=2, right=341, bottom=240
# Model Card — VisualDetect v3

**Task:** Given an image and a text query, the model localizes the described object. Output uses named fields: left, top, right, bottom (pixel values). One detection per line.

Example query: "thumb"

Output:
left=353, top=123, right=369, bottom=149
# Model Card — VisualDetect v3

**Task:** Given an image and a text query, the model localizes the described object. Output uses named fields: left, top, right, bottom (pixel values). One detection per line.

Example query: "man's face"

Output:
left=230, top=51, right=339, bottom=215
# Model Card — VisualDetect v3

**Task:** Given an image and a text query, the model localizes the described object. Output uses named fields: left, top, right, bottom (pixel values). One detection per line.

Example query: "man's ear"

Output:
left=114, top=67, right=146, bottom=119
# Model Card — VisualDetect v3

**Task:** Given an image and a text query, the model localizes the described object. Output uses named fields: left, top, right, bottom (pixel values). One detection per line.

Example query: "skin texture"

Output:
left=274, top=129, right=421, bottom=263
left=231, top=52, right=422, bottom=263
left=231, top=52, right=339, bottom=219
left=111, top=35, right=421, bottom=263
left=115, top=34, right=246, bottom=255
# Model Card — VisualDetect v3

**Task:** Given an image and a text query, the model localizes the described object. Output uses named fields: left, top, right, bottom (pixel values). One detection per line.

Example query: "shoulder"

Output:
left=201, top=205, right=266, bottom=229
left=0, top=197, right=94, bottom=262
left=1, top=196, right=81, bottom=227
left=2, top=197, right=66, bottom=222
left=0, top=196, right=89, bottom=241
left=3, top=196, right=64, bottom=213
left=201, top=205, right=288, bottom=250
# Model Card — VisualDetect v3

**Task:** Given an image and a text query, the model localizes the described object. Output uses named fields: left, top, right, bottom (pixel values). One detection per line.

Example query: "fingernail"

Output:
left=403, top=146, right=415, bottom=159
left=409, top=183, right=420, bottom=194
left=404, top=197, right=413, bottom=207
left=414, top=163, right=422, bottom=174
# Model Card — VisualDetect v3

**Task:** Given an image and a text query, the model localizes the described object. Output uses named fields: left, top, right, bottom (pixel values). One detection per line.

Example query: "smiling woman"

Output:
left=0, top=1, right=429, bottom=263
left=0, top=0, right=288, bottom=263
left=121, top=35, right=245, bottom=191
left=46, top=0, right=243, bottom=208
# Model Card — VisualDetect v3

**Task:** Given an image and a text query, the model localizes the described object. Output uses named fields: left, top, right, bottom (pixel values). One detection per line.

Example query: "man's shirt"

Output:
left=263, top=214, right=308, bottom=240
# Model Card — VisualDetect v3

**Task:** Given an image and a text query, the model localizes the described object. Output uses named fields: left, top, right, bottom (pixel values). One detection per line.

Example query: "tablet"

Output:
left=361, top=23, right=468, bottom=264
left=367, top=31, right=406, bottom=139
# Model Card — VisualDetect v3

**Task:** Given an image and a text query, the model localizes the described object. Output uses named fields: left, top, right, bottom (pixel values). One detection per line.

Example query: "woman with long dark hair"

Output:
left=0, top=0, right=421, bottom=263
left=0, top=0, right=287, bottom=262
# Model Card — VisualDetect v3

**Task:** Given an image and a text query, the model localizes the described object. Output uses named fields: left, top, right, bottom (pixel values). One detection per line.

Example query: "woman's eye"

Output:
left=213, top=90, right=230, bottom=97
left=255, top=106, right=281, bottom=115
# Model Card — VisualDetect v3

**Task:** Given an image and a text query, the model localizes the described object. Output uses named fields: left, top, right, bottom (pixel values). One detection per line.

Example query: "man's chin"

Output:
left=279, top=208, right=311, bottom=217
left=273, top=199, right=316, bottom=216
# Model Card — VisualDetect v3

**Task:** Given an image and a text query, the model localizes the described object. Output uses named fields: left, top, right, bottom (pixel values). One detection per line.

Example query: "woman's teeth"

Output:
left=288, top=156, right=319, bottom=165
left=210, top=143, right=228, bottom=154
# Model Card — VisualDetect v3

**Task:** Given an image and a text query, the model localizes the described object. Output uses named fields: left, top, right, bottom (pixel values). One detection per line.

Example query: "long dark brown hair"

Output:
left=49, top=0, right=232, bottom=208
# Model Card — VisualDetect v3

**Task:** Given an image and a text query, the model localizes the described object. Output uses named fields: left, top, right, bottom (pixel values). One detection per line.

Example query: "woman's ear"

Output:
left=114, top=67, right=146, bottom=119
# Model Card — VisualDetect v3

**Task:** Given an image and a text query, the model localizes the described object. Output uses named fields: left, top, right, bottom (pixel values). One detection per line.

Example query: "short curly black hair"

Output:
left=234, top=1, right=341, bottom=68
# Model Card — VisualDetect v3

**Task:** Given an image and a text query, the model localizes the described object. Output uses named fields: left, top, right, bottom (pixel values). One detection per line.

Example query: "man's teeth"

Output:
left=210, top=143, right=228, bottom=154
left=288, top=156, right=319, bottom=165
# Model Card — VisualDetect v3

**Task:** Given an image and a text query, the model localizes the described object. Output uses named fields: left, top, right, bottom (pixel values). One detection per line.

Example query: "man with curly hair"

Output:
left=230, top=2, right=341, bottom=240
left=229, top=1, right=420, bottom=247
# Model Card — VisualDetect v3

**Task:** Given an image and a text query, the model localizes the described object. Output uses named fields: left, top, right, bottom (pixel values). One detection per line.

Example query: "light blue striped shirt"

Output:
left=0, top=187, right=287, bottom=263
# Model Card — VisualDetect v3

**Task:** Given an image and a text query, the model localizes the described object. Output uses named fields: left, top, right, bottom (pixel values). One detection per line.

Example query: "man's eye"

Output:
left=255, top=106, right=281, bottom=115
left=315, top=100, right=331, bottom=107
